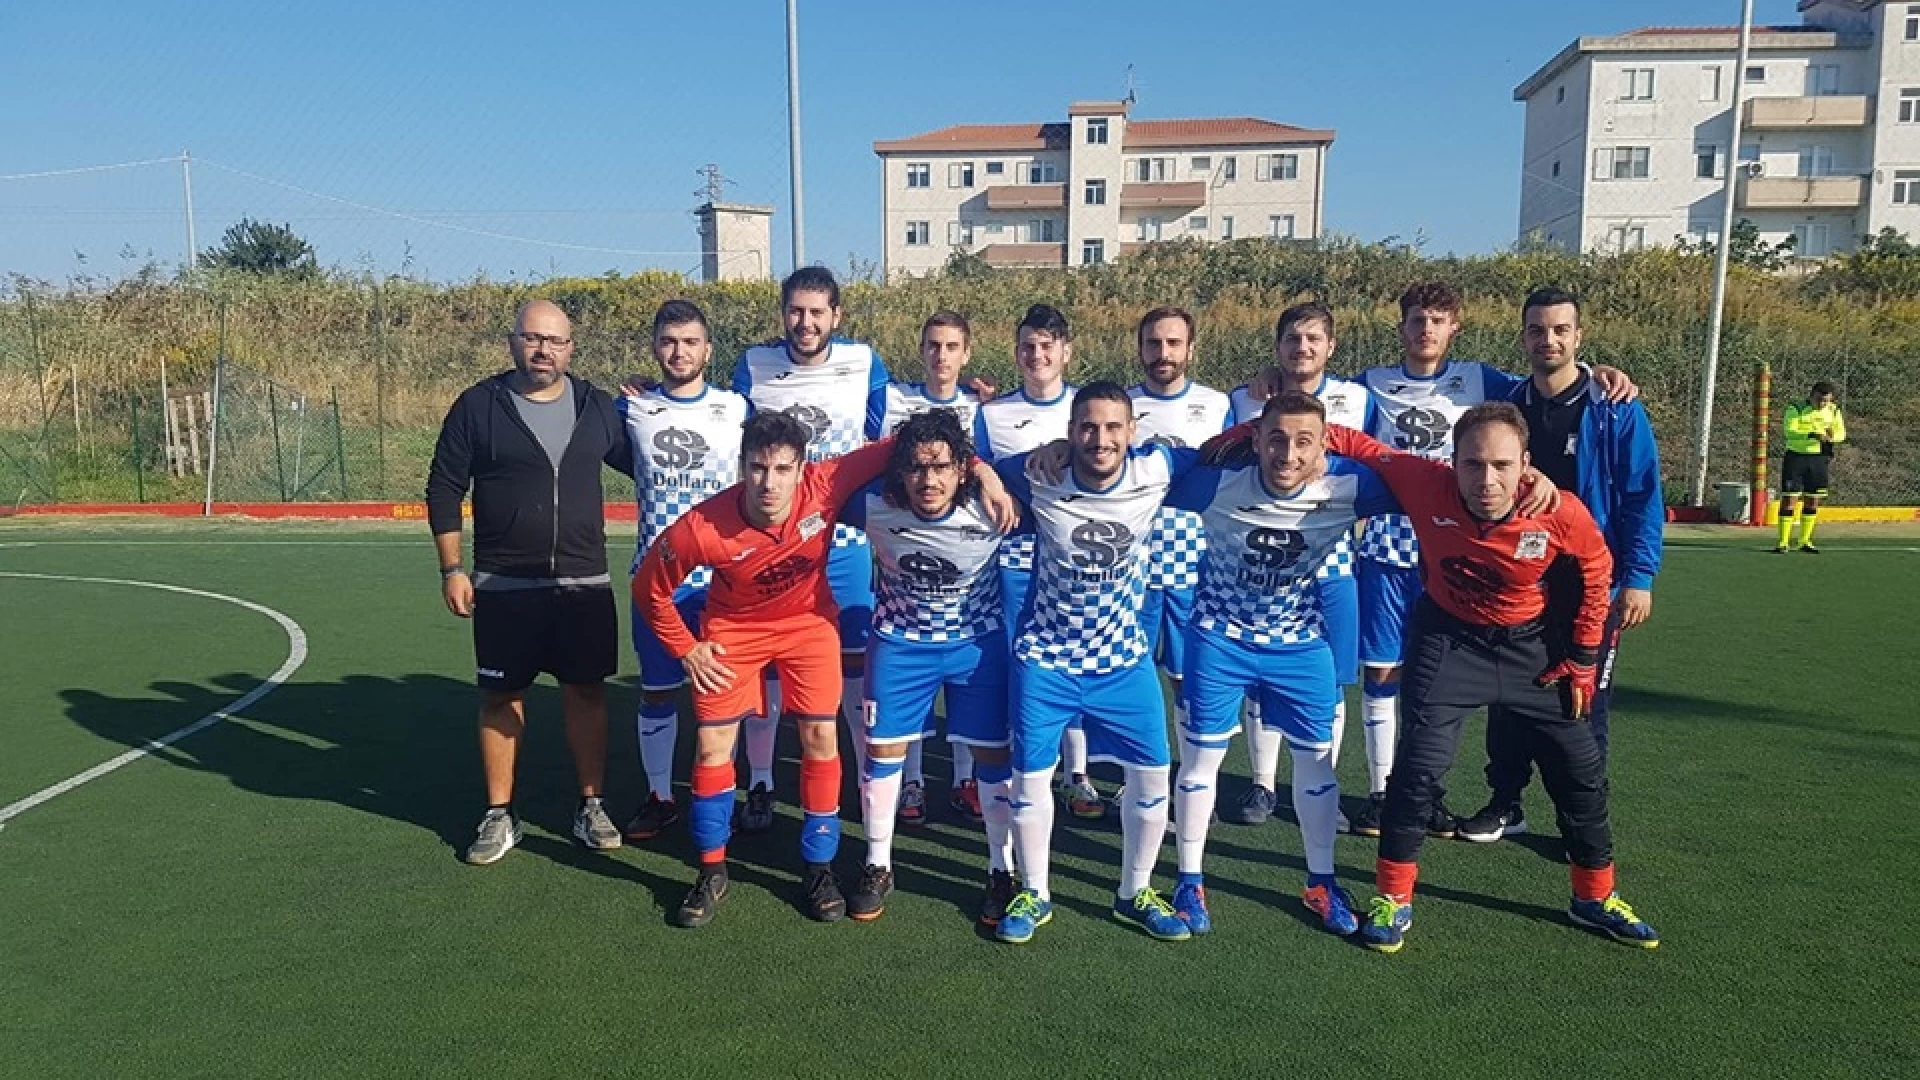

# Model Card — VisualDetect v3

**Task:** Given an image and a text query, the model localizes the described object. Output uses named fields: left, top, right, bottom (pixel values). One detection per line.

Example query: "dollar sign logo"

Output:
left=651, top=429, right=710, bottom=469
left=1392, top=407, right=1450, bottom=453
left=1242, top=527, right=1306, bottom=570
left=1069, top=520, right=1134, bottom=570
left=786, top=404, right=832, bottom=446
left=899, top=550, right=962, bottom=586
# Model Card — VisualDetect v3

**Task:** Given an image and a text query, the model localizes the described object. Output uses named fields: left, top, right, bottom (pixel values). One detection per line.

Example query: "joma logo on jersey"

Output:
left=1069, top=520, right=1134, bottom=570
left=784, top=404, right=832, bottom=443
left=1392, top=407, right=1451, bottom=452
left=650, top=428, right=710, bottom=469
left=899, top=550, right=963, bottom=587
left=1515, top=531, right=1550, bottom=560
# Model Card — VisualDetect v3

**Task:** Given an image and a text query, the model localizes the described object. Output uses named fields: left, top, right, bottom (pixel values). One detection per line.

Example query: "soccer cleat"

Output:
left=847, top=864, right=894, bottom=921
left=1456, top=801, right=1527, bottom=844
left=1772, top=544, right=1791, bottom=555
left=1231, top=784, right=1278, bottom=825
left=1426, top=800, right=1459, bottom=840
left=899, top=780, right=928, bottom=827
left=978, top=869, right=1017, bottom=926
left=1112, top=888, right=1193, bottom=941
left=572, top=800, right=622, bottom=850
left=995, top=888, right=1054, bottom=944
left=1171, top=881, right=1212, bottom=934
left=1348, top=792, right=1387, bottom=837
left=464, top=809, right=521, bottom=865
left=673, top=866, right=728, bottom=929
left=1060, top=778, right=1107, bottom=820
left=1798, top=543, right=1821, bottom=555
left=622, top=794, right=681, bottom=842
left=736, top=782, right=776, bottom=834
left=1359, top=894, right=1413, bottom=953
left=1302, top=881, right=1362, bottom=936
left=1569, top=893, right=1660, bottom=949
left=1336, top=806, right=1353, bottom=834
left=949, top=779, right=984, bottom=823
left=802, top=863, right=847, bottom=922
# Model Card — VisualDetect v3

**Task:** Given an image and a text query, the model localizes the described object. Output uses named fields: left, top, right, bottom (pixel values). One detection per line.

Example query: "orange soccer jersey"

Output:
left=633, top=438, right=893, bottom=723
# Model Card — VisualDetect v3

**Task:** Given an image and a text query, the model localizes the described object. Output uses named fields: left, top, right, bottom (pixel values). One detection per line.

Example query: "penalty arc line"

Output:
left=0, top=571, right=309, bottom=829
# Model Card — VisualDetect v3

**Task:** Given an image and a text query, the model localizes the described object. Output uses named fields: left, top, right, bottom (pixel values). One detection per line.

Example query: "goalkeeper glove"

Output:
left=1537, top=659, right=1598, bottom=720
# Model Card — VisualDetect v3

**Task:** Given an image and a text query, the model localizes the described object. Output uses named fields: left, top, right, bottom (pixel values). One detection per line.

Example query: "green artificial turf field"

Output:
left=1, top=519, right=1916, bottom=1079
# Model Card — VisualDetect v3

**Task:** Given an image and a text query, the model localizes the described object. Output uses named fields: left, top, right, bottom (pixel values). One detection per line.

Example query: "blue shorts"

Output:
left=827, top=542, right=875, bottom=653
left=1181, top=630, right=1337, bottom=750
left=1141, top=584, right=1196, bottom=679
left=1358, top=559, right=1422, bottom=668
left=863, top=630, right=1010, bottom=748
left=1317, top=571, right=1360, bottom=687
left=631, top=584, right=708, bottom=692
left=1010, top=659, right=1170, bottom=773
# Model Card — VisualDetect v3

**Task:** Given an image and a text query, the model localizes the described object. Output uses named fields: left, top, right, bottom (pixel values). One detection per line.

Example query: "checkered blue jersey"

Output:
left=732, top=337, right=892, bottom=549
left=1357, top=361, right=1523, bottom=568
left=1229, top=374, right=1375, bottom=582
left=1168, top=457, right=1398, bottom=647
left=620, top=384, right=750, bottom=588
left=841, top=481, right=1005, bottom=644
left=878, top=382, right=989, bottom=449
left=977, top=385, right=1077, bottom=572
left=996, top=444, right=1199, bottom=675
left=1130, top=381, right=1232, bottom=591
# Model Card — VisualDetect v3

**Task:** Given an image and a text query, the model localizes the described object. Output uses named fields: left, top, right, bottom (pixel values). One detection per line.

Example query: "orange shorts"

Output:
left=690, top=611, right=843, bottom=725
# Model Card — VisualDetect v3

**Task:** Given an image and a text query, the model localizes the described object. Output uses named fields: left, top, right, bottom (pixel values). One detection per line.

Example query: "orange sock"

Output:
left=1571, top=863, right=1615, bottom=902
left=1376, top=857, right=1418, bottom=903
left=800, top=755, right=840, bottom=816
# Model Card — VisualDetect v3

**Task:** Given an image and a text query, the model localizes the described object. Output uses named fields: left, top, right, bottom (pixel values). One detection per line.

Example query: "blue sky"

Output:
left=0, top=0, right=1800, bottom=284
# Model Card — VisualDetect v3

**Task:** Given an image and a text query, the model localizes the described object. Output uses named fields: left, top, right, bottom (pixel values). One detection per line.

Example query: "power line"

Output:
left=0, top=156, right=182, bottom=182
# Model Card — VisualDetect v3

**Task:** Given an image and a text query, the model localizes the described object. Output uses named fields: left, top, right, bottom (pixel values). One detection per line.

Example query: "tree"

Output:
left=1674, top=218, right=1797, bottom=272
left=199, top=219, right=319, bottom=278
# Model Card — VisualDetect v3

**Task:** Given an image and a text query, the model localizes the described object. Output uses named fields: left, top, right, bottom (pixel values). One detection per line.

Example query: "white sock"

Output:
left=980, top=772, right=1015, bottom=872
left=1174, top=740, right=1228, bottom=875
left=861, top=755, right=905, bottom=869
left=1246, top=697, right=1282, bottom=791
left=1290, top=744, right=1340, bottom=877
left=904, top=739, right=925, bottom=786
left=1062, top=726, right=1089, bottom=778
left=636, top=703, right=677, bottom=800
left=743, top=711, right=777, bottom=790
left=1329, top=698, right=1348, bottom=770
left=1119, top=765, right=1171, bottom=898
left=951, top=742, right=974, bottom=785
left=1011, top=767, right=1056, bottom=900
left=1363, top=684, right=1397, bottom=795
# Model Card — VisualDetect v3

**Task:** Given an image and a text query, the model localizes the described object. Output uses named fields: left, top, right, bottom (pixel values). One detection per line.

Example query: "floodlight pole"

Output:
left=1690, top=0, right=1756, bottom=506
left=786, top=0, right=806, bottom=268
left=182, top=150, right=197, bottom=276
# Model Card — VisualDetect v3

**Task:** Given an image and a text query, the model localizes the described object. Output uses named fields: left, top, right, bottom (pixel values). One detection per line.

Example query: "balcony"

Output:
left=979, top=242, right=1067, bottom=268
left=1736, top=174, right=1866, bottom=210
left=983, top=184, right=1067, bottom=211
left=1743, top=95, right=1872, bottom=129
left=1119, top=181, right=1207, bottom=209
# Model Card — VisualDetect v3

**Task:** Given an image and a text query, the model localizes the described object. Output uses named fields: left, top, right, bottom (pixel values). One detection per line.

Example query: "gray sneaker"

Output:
left=465, top=809, right=522, bottom=865
left=573, top=799, right=623, bottom=850
left=737, top=782, right=776, bottom=834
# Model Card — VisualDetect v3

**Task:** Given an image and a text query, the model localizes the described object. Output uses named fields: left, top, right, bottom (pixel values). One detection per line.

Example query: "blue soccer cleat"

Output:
left=1171, top=881, right=1212, bottom=935
left=1359, top=894, right=1413, bottom=953
left=1569, top=893, right=1660, bottom=949
left=1112, top=888, right=1193, bottom=941
left=995, top=888, right=1053, bottom=944
left=1302, top=881, right=1361, bottom=936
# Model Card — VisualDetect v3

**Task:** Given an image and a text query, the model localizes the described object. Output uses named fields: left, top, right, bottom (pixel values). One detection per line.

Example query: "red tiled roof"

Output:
left=874, top=116, right=1333, bottom=154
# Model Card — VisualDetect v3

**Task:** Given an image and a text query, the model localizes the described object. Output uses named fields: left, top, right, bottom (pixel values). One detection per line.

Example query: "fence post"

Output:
left=131, top=393, right=145, bottom=503
left=373, top=283, right=388, bottom=498
left=268, top=380, right=288, bottom=501
left=204, top=356, right=225, bottom=516
left=1749, top=361, right=1771, bottom=526
left=332, top=388, right=349, bottom=500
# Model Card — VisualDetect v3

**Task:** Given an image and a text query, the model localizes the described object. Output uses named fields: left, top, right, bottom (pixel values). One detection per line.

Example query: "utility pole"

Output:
left=785, top=0, right=806, bottom=268
left=182, top=150, right=197, bottom=275
left=1690, top=0, right=1756, bottom=506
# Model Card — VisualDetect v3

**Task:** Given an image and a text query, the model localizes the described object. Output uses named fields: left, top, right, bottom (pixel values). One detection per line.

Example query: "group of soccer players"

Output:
left=468, top=266, right=1669, bottom=954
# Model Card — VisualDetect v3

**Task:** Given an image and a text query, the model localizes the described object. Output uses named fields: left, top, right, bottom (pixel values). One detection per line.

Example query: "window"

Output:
left=1133, top=157, right=1173, bottom=182
left=1552, top=160, right=1562, bottom=178
left=1026, top=161, right=1059, bottom=183
left=1688, top=223, right=1720, bottom=247
left=1220, top=215, right=1235, bottom=239
left=1030, top=218, right=1058, bottom=243
left=986, top=161, right=1005, bottom=175
left=1083, top=179, right=1107, bottom=205
left=1190, top=156, right=1211, bottom=172
left=1895, top=170, right=1920, bottom=204
left=1701, top=65, right=1723, bottom=102
left=1792, top=223, right=1831, bottom=258
left=1619, top=68, right=1655, bottom=101
left=947, top=221, right=973, bottom=246
left=1256, top=153, right=1299, bottom=181
left=985, top=221, right=1005, bottom=235
left=1594, top=146, right=1651, bottom=180
left=1605, top=224, right=1646, bottom=253
left=1220, top=156, right=1238, bottom=182
left=905, top=221, right=930, bottom=246
left=1086, top=118, right=1109, bottom=145
left=1268, top=214, right=1295, bottom=239
left=1907, top=5, right=1920, bottom=41
left=1081, top=238, right=1105, bottom=265
left=1805, top=64, right=1840, bottom=96
left=1696, top=143, right=1723, bottom=180
left=1188, top=215, right=1208, bottom=231
left=1745, top=65, right=1766, bottom=83
left=948, top=161, right=975, bottom=188
left=1798, top=145, right=1835, bottom=177
left=1136, top=218, right=1160, bottom=241
left=1901, top=88, right=1920, bottom=123
left=906, top=163, right=930, bottom=188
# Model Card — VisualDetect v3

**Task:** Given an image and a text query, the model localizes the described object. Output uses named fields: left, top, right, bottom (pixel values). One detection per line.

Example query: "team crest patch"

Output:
left=1515, top=531, right=1550, bottom=560
left=798, top=512, right=827, bottom=540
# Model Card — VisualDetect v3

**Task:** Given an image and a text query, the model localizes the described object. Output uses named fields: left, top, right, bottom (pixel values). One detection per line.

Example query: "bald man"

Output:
left=427, top=300, right=638, bottom=865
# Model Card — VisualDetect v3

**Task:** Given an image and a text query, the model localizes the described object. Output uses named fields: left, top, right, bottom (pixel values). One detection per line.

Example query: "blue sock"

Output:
left=800, top=813, right=841, bottom=864
left=1178, top=871, right=1205, bottom=888
left=973, top=760, right=1012, bottom=785
left=1308, top=871, right=1339, bottom=890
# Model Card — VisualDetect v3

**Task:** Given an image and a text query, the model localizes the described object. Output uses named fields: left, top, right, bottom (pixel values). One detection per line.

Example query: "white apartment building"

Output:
left=873, top=101, right=1333, bottom=276
left=1515, top=0, right=1920, bottom=259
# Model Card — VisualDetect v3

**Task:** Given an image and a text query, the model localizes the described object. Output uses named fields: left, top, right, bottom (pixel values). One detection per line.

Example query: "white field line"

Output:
left=0, top=572, right=309, bottom=828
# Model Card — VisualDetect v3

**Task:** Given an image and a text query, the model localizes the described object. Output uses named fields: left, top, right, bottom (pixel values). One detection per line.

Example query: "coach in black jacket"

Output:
left=426, top=299, right=636, bottom=866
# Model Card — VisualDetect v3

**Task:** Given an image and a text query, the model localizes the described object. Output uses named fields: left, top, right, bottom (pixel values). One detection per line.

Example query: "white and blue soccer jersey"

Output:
left=1230, top=375, right=1375, bottom=582
left=997, top=444, right=1195, bottom=675
left=1130, top=382, right=1232, bottom=591
left=620, top=385, right=750, bottom=587
left=1357, top=361, right=1524, bottom=567
left=977, top=385, right=1076, bottom=572
left=732, top=337, right=892, bottom=548
left=842, top=483, right=1005, bottom=644
left=878, top=382, right=988, bottom=448
left=1168, top=458, right=1398, bottom=647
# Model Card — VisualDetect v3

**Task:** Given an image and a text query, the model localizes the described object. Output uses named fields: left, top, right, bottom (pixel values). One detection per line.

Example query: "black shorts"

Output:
left=472, top=585, right=618, bottom=692
left=1781, top=452, right=1832, bottom=496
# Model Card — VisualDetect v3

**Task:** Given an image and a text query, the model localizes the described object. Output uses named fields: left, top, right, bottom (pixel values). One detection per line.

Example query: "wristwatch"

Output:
left=440, top=565, right=465, bottom=579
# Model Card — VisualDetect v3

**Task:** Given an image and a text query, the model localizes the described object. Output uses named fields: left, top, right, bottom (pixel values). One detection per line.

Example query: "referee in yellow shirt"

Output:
left=1775, top=381, right=1847, bottom=554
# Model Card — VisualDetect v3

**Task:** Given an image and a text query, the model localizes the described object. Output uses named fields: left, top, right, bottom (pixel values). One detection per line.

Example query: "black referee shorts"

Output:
left=1780, top=452, right=1832, bottom=497
left=472, top=585, right=618, bottom=693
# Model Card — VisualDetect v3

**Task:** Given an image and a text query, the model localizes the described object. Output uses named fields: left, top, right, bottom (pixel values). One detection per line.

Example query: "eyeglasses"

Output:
left=906, top=460, right=959, bottom=476
left=513, top=332, right=573, bottom=349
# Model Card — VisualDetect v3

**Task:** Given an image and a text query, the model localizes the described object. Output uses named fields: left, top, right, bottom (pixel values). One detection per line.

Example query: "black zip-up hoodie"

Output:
left=425, top=372, right=635, bottom=578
